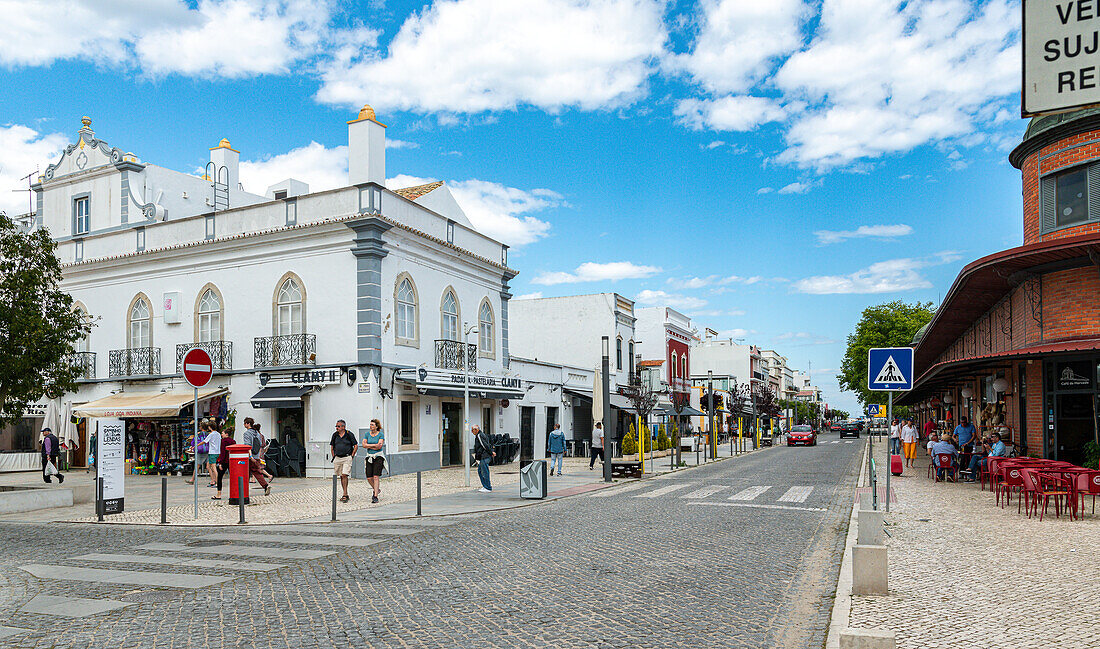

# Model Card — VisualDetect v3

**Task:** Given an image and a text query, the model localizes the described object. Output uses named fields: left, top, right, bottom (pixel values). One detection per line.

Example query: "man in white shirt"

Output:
left=589, top=422, right=605, bottom=470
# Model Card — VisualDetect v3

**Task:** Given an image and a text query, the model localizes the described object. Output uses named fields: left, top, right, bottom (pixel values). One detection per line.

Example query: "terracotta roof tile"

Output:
left=393, top=181, right=443, bottom=200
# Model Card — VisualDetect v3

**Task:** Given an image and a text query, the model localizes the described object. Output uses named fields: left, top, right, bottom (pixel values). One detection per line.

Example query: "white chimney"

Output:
left=347, top=104, right=386, bottom=186
left=209, top=138, right=240, bottom=200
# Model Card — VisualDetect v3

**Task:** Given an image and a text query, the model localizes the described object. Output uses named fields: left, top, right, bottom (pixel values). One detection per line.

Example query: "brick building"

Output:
left=899, top=109, right=1100, bottom=464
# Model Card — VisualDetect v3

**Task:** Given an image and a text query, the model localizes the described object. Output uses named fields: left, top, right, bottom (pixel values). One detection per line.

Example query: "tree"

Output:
left=727, top=380, right=749, bottom=416
left=755, top=384, right=781, bottom=419
left=837, top=300, right=934, bottom=407
left=0, top=214, right=90, bottom=427
left=620, top=368, right=660, bottom=426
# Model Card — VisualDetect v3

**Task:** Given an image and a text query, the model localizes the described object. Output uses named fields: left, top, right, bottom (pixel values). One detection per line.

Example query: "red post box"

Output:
left=228, top=443, right=251, bottom=505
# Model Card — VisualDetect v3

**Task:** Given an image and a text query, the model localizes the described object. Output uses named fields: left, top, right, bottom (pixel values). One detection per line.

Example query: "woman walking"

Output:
left=900, top=418, right=919, bottom=468
left=211, top=427, right=235, bottom=500
left=360, top=419, right=385, bottom=503
left=205, top=422, right=222, bottom=487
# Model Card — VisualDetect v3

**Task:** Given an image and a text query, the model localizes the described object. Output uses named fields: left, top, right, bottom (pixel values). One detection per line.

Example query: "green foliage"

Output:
left=0, top=214, right=91, bottom=427
left=838, top=300, right=935, bottom=407
left=621, top=428, right=637, bottom=455
left=657, top=425, right=669, bottom=451
left=1084, top=441, right=1100, bottom=470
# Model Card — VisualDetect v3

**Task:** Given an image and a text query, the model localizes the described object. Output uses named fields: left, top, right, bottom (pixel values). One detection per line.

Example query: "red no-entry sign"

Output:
left=182, top=347, right=214, bottom=388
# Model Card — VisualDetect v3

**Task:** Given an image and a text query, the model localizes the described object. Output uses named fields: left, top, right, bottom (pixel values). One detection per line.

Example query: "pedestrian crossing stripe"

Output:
left=728, top=485, right=771, bottom=501
left=681, top=485, right=726, bottom=499
left=635, top=483, right=692, bottom=498
left=776, top=486, right=813, bottom=503
left=831, top=440, right=840, bottom=444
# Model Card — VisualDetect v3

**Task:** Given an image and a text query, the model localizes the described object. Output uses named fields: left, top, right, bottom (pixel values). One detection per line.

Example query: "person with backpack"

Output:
left=40, top=427, right=64, bottom=484
left=547, top=423, right=566, bottom=477
left=472, top=425, right=495, bottom=492
left=253, top=422, right=274, bottom=482
left=240, top=418, right=271, bottom=496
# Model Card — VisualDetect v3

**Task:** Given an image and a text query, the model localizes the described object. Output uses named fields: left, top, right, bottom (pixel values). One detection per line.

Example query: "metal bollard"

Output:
left=331, top=474, right=338, bottom=522
left=670, top=449, right=674, bottom=472
left=416, top=471, right=422, bottom=516
left=161, top=477, right=167, bottom=524
left=96, top=477, right=104, bottom=522
left=696, top=445, right=699, bottom=467
left=237, top=476, right=246, bottom=524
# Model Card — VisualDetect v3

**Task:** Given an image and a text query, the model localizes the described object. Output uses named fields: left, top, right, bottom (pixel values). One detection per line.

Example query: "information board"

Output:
left=96, top=418, right=125, bottom=514
left=1022, top=0, right=1100, bottom=116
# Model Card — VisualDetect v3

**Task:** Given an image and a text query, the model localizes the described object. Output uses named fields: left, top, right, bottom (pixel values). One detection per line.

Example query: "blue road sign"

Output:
left=866, top=404, right=883, bottom=416
left=867, top=347, right=914, bottom=392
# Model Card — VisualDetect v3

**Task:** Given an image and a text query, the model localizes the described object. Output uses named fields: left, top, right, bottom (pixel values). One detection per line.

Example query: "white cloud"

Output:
left=715, top=328, right=750, bottom=340
left=691, top=309, right=746, bottom=317
left=757, top=187, right=774, bottom=194
left=532, top=261, right=661, bottom=285
left=316, top=0, right=668, bottom=113
left=0, top=0, right=359, bottom=78
left=667, top=0, right=809, bottom=94
left=773, top=331, right=837, bottom=345
left=446, top=179, right=560, bottom=246
left=675, top=95, right=786, bottom=132
left=777, top=181, right=810, bottom=195
left=386, top=139, right=418, bottom=149
left=814, top=223, right=913, bottom=245
left=0, top=124, right=68, bottom=216
left=793, top=257, right=934, bottom=294
left=774, top=0, right=1020, bottom=170
left=667, top=274, right=779, bottom=289
left=239, top=141, right=348, bottom=195
left=513, top=292, right=543, bottom=300
left=634, top=289, right=708, bottom=310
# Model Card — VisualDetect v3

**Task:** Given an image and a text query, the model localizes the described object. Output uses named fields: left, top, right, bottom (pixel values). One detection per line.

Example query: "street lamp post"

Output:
left=602, top=336, right=612, bottom=483
left=751, top=379, right=758, bottom=450
left=707, top=370, right=714, bottom=460
left=463, top=323, right=478, bottom=488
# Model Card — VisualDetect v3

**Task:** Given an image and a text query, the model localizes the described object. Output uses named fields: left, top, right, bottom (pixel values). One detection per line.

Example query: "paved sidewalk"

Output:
left=846, top=456, right=1100, bottom=648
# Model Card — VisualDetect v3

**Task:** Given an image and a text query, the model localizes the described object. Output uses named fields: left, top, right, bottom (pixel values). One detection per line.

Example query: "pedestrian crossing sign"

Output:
left=867, top=347, right=914, bottom=392
left=866, top=404, right=884, bottom=417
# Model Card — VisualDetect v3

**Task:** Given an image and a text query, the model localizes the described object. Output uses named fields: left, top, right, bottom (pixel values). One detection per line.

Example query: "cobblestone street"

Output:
left=0, top=436, right=862, bottom=648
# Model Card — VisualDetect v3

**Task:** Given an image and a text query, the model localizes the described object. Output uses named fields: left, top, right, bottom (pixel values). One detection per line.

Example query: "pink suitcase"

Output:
left=890, top=453, right=903, bottom=476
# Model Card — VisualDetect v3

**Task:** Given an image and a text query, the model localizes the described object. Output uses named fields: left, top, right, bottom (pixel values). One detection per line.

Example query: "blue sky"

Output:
left=0, top=0, right=1025, bottom=414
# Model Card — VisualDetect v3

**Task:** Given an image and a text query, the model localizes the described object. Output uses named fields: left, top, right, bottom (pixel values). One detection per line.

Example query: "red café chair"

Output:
left=1019, top=469, right=1071, bottom=521
left=1073, top=471, right=1100, bottom=517
left=997, top=465, right=1027, bottom=508
left=933, top=453, right=957, bottom=482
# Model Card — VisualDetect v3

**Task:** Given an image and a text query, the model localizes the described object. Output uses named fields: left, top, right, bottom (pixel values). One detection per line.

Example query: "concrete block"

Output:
left=859, top=494, right=874, bottom=511
left=840, top=628, right=895, bottom=649
left=852, top=544, right=888, bottom=595
left=0, top=487, right=73, bottom=515
left=857, top=509, right=885, bottom=545
left=70, top=483, right=94, bottom=505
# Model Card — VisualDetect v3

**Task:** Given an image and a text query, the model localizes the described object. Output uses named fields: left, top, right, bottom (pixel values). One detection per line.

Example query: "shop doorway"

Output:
left=72, top=419, right=87, bottom=467
left=520, top=406, right=535, bottom=463
left=1055, top=393, right=1095, bottom=465
left=276, top=408, right=305, bottom=475
left=441, top=402, right=462, bottom=466
left=482, top=406, right=493, bottom=436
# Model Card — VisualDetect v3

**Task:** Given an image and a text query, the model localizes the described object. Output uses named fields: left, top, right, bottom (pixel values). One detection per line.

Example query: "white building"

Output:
left=505, top=357, right=595, bottom=456
left=634, top=306, right=695, bottom=397
left=30, top=108, right=525, bottom=477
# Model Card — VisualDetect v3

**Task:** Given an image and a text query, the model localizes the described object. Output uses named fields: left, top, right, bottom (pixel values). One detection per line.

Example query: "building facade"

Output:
left=900, top=109, right=1100, bottom=464
left=634, top=306, right=694, bottom=399
left=18, top=109, right=525, bottom=477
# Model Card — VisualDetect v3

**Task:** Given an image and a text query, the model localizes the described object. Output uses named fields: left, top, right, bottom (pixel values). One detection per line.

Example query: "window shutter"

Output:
left=1041, top=175, right=1056, bottom=232
left=1088, top=163, right=1100, bottom=223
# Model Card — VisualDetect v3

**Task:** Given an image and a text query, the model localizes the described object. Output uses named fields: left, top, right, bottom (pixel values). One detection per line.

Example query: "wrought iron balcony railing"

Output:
left=435, top=339, right=476, bottom=371
left=254, top=334, right=316, bottom=368
left=66, top=351, right=96, bottom=379
left=176, top=341, right=233, bottom=373
left=109, top=347, right=161, bottom=377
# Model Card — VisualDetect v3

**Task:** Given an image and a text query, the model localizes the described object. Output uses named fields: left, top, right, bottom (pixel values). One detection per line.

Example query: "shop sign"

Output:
left=97, top=418, right=125, bottom=514
left=258, top=368, right=344, bottom=387
left=358, top=382, right=372, bottom=393
left=447, top=374, right=522, bottom=389
left=1022, top=0, right=1100, bottom=116
left=1057, top=364, right=1092, bottom=389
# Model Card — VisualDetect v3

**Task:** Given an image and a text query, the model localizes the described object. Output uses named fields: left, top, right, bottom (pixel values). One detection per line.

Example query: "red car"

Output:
left=787, top=425, right=817, bottom=446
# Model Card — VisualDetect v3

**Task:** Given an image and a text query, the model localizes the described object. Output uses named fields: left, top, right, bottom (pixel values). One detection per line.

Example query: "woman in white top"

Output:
left=889, top=420, right=901, bottom=455
left=900, top=419, right=919, bottom=467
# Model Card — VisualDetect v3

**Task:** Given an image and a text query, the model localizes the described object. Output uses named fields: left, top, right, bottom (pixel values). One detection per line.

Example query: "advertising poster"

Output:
left=96, top=418, right=125, bottom=514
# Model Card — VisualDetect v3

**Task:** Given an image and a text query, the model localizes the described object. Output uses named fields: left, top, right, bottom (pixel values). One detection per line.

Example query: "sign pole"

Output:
left=193, top=386, right=198, bottom=520
left=886, top=392, right=892, bottom=513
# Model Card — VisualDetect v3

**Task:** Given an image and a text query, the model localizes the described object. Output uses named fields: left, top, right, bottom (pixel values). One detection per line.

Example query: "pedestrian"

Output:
left=547, top=423, right=566, bottom=476
left=889, top=418, right=901, bottom=455
left=360, top=419, right=385, bottom=503
left=212, top=427, right=235, bottom=500
left=253, top=423, right=273, bottom=482
left=922, top=417, right=936, bottom=443
left=204, top=422, right=222, bottom=487
left=472, top=425, right=495, bottom=492
left=900, top=418, right=919, bottom=468
left=589, top=421, right=605, bottom=470
left=186, top=422, right=210, bottom=485
left=953, top=416, right=977, bottom=453
left=40, top=427, right=64, bottom=484
left=330, top=419, right=357, bottom=502
left=239, top=418, right=271, bottom=495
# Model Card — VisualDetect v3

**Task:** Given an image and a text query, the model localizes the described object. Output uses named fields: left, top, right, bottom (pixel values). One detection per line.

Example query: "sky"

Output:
left=0, top=0, right=1027, bottom=415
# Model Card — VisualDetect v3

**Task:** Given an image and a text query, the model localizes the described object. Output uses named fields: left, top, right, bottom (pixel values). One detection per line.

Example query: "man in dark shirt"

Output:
left=330, top=420, right=357, bottom=502
left=41, top=427, right=64, bottom=484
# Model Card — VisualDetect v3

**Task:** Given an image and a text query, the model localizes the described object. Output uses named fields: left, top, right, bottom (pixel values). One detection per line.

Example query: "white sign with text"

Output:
left=1023, top=1, right=1100, bottom=116
left=96, top=418, right=125, bottom=514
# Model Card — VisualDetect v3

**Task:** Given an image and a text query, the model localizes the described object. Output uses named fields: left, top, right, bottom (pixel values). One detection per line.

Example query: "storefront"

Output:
left=0, top=402, right=47, bottom=472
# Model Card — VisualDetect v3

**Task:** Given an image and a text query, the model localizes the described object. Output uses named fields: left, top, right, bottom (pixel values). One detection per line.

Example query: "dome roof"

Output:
left=910, top=321, right=930, bottom=346
left=358, top=104, right=376, bottom=121
left=1011, top=107, right=1100, bottom=168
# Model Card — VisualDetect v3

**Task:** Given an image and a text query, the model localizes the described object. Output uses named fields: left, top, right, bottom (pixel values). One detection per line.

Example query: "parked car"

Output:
left=838, top=422, right=862, bottom=438
left=787, top=425, right=817, bottom=446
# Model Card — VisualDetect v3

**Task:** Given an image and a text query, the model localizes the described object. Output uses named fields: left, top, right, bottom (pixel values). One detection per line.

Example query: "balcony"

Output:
left=669, top=377, right=690, bottom=394
left=66, top=351, right=96, bottom=379
left=176, top=341, right=233, bottom=373
left=254, top=334, right=316, bottom=368
left=435, top=339, right=476, bottom=371
left=109, top=347, right=161, bottom=377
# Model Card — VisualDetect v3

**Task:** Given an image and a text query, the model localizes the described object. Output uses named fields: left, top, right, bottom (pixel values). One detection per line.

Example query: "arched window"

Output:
left=128, top=296, right=151, bottom=348
left=478, top=300, right=494, bottom=356
left=73, top=304, right=89, bottom=353
left=396, top=276, right=418, bottom=345
left=671, top=351, right=678, bottom=380
left=441, top=290, right=459, bottom=341
left=681, top=355, right=687, bottom=380
left=197, top=287, right=222, bottom=342
left=276, top=276, right=303, bottom=335
left=628, top=341, right=635, bottom=375
left=616, top=337, right=623, bottom=371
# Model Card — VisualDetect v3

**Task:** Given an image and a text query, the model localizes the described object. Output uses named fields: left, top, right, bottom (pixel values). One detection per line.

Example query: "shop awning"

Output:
left=657, top=404, right=705, bottom=417
left=563, top=388, right=593, bottom=402
left=250, top=386, right=313, bottom=409
left=609, top=394, right=634, bottom=410
left=74, top=388, right=227, bottom=418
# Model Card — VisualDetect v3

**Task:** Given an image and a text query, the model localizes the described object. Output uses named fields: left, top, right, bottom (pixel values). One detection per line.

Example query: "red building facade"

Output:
left=900, top=109, right=1100, bottom=464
